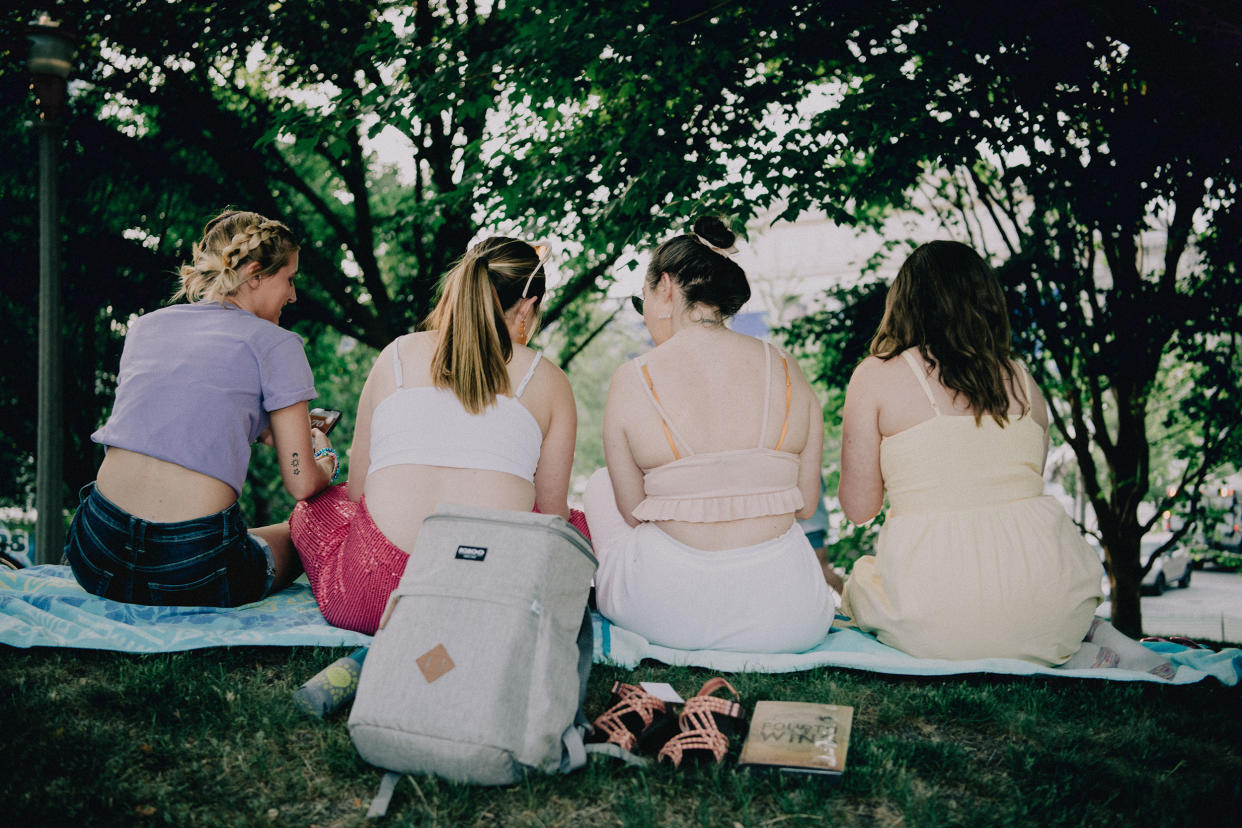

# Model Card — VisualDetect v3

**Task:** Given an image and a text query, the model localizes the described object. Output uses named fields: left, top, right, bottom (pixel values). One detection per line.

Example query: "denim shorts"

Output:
left=64, top=483, right=275, bottom=607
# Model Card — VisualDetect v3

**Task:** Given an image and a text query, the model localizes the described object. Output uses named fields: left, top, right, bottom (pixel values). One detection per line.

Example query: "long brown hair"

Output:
left=870, top=240, right=1024, bottom=426
left=424, top=237, right=546, bottom=413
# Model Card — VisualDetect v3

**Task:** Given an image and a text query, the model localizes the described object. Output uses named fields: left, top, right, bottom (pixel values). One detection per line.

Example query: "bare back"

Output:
left=348, top=331, right=575, bottom=552
left=604, top=327, right=823, bottom=550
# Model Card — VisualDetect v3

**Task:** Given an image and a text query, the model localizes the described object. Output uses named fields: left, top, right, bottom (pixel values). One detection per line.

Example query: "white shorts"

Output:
left=584, top=469, right=835, bottom=653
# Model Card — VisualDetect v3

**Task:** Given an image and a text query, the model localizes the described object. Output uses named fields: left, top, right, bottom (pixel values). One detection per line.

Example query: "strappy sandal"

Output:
left=586, top=682, right=677, bottom=756
left=657, top=677, right=746, bottom=768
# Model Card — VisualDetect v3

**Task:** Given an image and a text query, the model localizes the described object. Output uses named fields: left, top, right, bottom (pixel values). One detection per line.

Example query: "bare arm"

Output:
left=602, top=362, right=647, bottom=527
left=346, top=350, right=385, bottom=503
left=1021, top=363, right=1052, bottom=474
left=839, top=358, right=885, bottom=523
left=269, top=401, right=335, bottom=501
left=795, top=387, right=826, bottom=520
left=532, top=361, right=576, bottom=520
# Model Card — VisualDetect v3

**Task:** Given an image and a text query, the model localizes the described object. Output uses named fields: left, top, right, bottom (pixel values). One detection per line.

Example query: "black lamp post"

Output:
left=28, top=14, right=76, bottom=565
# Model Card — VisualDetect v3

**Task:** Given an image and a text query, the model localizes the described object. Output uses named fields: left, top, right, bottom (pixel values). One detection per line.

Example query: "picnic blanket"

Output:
left=0, top=565, right=371, bottom=652
left=591, top=614, right=1242, bottom=686
left=4, top=566, right=1239, bottom=685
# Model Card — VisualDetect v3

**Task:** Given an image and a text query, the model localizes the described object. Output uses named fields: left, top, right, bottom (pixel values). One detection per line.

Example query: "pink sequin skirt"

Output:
left=291, top=484, right=591, bottom=636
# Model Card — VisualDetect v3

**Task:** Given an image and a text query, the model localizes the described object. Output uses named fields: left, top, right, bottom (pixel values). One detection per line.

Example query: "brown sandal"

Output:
left=657, top=677, right=745, bottom=767
left=586, top=682, right=675, bottom=754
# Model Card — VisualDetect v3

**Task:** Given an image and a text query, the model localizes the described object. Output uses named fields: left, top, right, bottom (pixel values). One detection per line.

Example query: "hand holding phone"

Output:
left=309, top=408, right=343, bottom=436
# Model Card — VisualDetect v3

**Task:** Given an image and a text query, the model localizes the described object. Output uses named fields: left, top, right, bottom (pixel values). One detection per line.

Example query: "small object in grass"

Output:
left=293, top=647, right=368, bottom=716
left=736, top=700, right=854, bottom=781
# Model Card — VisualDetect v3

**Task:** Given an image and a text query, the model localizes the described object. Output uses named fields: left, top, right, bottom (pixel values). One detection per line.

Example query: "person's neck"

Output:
left=668, top=308, right=726, bottom=336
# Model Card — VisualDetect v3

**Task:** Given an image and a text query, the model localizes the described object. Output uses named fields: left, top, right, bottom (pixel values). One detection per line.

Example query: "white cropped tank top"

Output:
left=368, top=337, right=543, bottom=482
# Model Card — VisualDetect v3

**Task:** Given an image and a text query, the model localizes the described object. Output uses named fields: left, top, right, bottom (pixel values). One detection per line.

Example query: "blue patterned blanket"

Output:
left=591, top=613, right=1242, bottom=685
left=0, top=565, right=371, bottom=652
left=4, top=566, right=1238, bottom=685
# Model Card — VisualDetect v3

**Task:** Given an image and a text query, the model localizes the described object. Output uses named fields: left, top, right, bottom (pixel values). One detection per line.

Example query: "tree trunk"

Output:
left=1105, top=538, right=1144, bottom=639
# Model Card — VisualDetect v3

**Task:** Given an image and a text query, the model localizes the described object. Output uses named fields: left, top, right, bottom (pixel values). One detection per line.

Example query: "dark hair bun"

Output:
left=692, top=216, right=736, bottom=250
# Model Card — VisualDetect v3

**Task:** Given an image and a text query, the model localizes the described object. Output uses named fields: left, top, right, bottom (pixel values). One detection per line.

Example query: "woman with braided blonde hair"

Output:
left=289, top=236, right=578, bottom=635
left=65, top=209, right=337, bottom=607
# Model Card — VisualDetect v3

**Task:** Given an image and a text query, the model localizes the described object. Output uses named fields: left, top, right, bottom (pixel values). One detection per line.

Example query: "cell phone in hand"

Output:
left=309, top=408, right=343, bottom=435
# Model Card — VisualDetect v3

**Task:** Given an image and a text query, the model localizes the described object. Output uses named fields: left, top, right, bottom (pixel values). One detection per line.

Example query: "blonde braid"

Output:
left=174, top=213, right=298, bottom=303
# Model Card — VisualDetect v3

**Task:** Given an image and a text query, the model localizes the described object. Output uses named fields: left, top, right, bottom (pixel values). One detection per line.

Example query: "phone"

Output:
left=309, top=408, right=343, bottom=435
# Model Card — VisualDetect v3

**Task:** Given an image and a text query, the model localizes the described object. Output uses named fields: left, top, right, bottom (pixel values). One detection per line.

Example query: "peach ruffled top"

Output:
left=631, top=342, right=804, bottom=523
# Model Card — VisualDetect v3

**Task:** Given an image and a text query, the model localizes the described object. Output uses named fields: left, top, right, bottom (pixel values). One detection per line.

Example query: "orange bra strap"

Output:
left=642, top=364, right=681, bottom=460
left=775, top=356, right=792, bottom=451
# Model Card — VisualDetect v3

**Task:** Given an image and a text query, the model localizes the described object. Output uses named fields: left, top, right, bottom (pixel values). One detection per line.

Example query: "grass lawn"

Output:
left=2, top=646, right=1239, bottom=827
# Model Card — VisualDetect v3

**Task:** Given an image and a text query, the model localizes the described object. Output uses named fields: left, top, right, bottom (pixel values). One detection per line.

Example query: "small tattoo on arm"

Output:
left=291, top=451, right=300, bottom=475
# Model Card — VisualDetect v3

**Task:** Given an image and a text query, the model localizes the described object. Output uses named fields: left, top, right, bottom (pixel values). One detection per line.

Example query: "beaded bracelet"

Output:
left=314, top=447, right=340, bottom=484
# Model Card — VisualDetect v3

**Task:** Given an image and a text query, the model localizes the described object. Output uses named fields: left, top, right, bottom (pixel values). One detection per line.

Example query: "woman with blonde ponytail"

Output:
left=65, top=210, right=337, bottom=607
left=290, top=236, right=579, bottom=635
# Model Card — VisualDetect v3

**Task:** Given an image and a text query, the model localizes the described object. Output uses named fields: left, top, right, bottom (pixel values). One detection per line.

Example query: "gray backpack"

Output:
left=348, top=504, right=597, bottom=789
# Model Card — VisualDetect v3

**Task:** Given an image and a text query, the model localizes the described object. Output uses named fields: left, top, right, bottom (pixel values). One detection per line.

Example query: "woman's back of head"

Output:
left=646, top=216, right=750, bottom=318
left=425, top=236, right=547, bottom=414
left=871, top=240, right=1021, bottom=425
left=175, top=210, right=299, bottom=303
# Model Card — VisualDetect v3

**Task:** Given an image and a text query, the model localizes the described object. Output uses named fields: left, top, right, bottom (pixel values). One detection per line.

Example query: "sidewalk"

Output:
left=1098, top=569, right=1242, bottom=644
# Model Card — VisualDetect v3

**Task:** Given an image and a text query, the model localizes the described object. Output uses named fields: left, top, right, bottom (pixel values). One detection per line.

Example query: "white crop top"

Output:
left=368, top=338, right=543, bottom=482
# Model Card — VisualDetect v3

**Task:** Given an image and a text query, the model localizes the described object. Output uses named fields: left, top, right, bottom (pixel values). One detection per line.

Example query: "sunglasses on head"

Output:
left=521, top=242, right=552, bottom=299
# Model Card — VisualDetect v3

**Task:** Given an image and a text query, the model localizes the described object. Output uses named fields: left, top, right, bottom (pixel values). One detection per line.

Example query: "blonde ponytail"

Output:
left=429, top=251, right=513, bottom=414
left=425, top=237, right=547, bottom=414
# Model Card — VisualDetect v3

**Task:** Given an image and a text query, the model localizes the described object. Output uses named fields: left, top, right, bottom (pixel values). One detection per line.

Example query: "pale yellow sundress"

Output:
left=841, top=350, right=1104, bottom=665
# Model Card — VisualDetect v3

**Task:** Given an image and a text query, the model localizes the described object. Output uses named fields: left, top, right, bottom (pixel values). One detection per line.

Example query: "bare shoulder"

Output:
left=608, top=356, right=644, bottom=391
left=529, top=348, right=571, bottom=391
left=848, top=354, right=892, bottom=387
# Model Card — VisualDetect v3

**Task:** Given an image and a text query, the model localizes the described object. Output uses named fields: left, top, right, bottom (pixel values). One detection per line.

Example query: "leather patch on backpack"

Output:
left=416, top=643, right=455, bottom=683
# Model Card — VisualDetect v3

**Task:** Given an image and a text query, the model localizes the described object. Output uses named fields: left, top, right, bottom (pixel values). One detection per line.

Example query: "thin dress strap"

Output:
left=391, top=335, right=406, bottom=388
left=774, top=349, right=792, bottom=451
left=757, top=342, right=774, bottom=446
left=636, top=358, right=694, bottom=460
left=514, top=352, right=543, bottom=397
left=901, top=349, right=940, bottom=415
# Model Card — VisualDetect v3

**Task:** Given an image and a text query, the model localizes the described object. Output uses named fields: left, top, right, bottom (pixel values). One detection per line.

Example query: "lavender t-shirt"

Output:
left=92, top=301, right=317, bottom=496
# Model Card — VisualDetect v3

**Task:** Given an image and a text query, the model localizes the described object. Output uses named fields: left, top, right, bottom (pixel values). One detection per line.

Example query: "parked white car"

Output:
left=1087, top=533, right=1192, bottom=597
left=1140, top=534, right=1192, bottom=595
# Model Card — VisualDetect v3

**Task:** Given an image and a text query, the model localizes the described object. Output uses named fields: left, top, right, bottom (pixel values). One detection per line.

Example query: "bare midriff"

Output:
left=653, top=513, right=797, bottom=551
left=95, top=447, right=237, bottom=522
left=362, top=464, right=540, bottom=553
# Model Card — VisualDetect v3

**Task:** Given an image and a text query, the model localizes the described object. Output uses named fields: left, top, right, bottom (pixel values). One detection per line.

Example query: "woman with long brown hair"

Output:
left=838, top=240, right=1103, bottom=664
left=290, top=237, right=577, bottom=635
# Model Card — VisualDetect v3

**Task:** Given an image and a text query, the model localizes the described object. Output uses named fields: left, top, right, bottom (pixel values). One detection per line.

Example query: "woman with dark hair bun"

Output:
left=838, top=240, right=1104, bottom=664
left=584, top=217, right=836, bottom=652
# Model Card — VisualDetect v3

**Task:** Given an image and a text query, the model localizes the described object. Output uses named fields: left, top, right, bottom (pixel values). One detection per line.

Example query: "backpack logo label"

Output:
left=416, top=643, right=455, bottom=683
left=455, top=545, right=487, bottom=561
